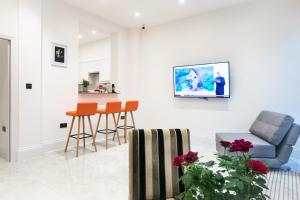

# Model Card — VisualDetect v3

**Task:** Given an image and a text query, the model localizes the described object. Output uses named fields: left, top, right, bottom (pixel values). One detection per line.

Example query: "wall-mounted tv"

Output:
left=173, top=62, right=230, bottom=98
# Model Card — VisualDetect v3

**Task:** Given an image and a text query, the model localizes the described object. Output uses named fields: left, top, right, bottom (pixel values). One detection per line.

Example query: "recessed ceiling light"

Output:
left=179, top=0, right=185, bottom=4
left=135, top=12, right=140, bottom=17
left=91, top=30, right=97, bottom=35
left=78, top=34, right=83, bottom=39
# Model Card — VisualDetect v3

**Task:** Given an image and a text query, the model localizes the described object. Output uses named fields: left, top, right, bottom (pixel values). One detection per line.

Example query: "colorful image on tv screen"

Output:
left=173, top=62, right=230, bottom=98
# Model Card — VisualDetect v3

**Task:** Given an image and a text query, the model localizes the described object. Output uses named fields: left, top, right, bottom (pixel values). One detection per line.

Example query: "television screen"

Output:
left=173, top=62, right=230, bottom=98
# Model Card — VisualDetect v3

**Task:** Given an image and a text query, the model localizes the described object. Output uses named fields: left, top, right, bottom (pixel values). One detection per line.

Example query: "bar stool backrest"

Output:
left=76, top=102, right=98, bottom=116
left=105, top=101, right=122, bottom=113
left=125, top=100, right=139, bottom=112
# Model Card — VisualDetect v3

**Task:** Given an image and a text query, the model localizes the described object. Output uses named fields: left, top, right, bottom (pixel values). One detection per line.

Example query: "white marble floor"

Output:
left=0, top=135, right=298, bottom=200
left=0, top=135, right=215, bottom=200
left=0, top=141, right=129, bottom=200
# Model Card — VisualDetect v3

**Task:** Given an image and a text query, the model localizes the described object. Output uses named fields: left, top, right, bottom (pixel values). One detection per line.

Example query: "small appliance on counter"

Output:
left=97, top=82, right=115, bottom=93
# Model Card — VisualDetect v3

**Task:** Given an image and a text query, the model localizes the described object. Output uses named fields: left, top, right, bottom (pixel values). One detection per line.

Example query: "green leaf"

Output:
left=218, top=155, right=232, bottom=161
left=255, top=177, right=266, bottom=185
left=254, top=177, right=269, bottom=190
left=204, top=161, right=215, bottom=167
left=183, top=190, right=194, bottom=200
left=236, top=181, right=244, bottom=190
left=215, top=173, right=224, bottom=181
left=182, top=174, right=193, bottom=188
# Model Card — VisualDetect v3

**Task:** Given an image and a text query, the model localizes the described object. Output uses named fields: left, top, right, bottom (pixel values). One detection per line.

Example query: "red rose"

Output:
left=230, top=139, right=253, bottom=153
left=184, top=151, right=198, bottom=164
left=248, top=160, right=269, bottom=174
left=173, top=151, right=199, bottom=166
left=220, top=140, right=231, bottom=148
left=173, top=155, right=185, bottom=166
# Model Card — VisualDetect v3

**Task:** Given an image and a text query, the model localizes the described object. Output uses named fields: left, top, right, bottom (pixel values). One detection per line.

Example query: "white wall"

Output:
left=131, top=0, right=300, bottom=152
left=79, top=38, right=111, bottom=82
left=40, top=0, right=80, bottom=152
left=18, top=0, right=42, bottom=159
left=0, top=0, right=18, bottom=37
left=121, top=29, right=141, bottom=99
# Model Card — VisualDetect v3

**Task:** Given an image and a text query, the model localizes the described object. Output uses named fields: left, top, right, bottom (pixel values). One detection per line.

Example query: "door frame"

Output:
left=0, top=34, right=19, bottom=162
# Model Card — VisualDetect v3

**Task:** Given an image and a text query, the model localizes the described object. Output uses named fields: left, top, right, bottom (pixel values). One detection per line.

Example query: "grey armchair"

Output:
left=216, top=110, right=300, bottom=168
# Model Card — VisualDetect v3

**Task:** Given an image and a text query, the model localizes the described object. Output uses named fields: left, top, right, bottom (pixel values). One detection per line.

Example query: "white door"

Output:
left=0, top=38, right=10, bottom=161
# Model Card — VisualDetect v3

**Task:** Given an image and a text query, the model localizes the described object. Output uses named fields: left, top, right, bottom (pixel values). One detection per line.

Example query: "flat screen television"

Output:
left=173, top=62, right=230, bottom=98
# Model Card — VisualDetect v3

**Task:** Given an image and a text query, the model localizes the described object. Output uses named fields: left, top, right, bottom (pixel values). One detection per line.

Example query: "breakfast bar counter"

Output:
left=78, top=91, right=120, bottom=105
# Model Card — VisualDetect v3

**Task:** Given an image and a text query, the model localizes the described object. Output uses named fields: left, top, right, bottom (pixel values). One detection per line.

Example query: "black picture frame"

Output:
left=51, top=43, right=67, bottom=67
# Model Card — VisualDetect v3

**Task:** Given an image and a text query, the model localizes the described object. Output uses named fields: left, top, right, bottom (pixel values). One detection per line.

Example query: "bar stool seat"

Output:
left=65, top=102, right=98, bottom=157
left=66, top=111, right=78, bottom=116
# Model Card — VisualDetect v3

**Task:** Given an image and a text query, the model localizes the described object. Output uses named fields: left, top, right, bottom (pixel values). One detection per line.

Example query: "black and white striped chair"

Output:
left=129, top=129, right=190, bottom=200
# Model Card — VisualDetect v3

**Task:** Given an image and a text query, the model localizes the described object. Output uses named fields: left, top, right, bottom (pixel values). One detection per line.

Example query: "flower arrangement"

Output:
left=173, top=139, right=270, bottom=200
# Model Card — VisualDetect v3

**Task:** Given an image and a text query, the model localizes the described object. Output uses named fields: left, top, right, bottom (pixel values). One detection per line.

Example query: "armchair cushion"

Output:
left=282, top=123, right=300, bottom=146
left=249, top=110, right=294, bottom=145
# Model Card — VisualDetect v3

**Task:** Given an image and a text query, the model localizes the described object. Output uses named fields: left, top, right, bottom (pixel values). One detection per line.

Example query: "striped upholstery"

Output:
left=129, top=129, right=190, bottom=200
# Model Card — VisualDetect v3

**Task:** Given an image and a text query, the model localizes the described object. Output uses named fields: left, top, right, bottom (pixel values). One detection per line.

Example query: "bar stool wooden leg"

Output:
left=124, top=112, right=128, bottom=143
left=130, top=111, right=136, bottom=128
left=117, top=112, right=121, bottom=125
left=76, top=116, right=81, bottom=157
left=93, top=114, right=101, bottom=149
left=82, top=116, right=86, bottom=148
left=88, top=116, right=97, bottom=152
left=112, top=113, right=121, bottom=145
left=105, top=114, right=108, bottom=150
left=64, top=116, right=75, bottom=152
left=113, top=112, right=121, bottom=141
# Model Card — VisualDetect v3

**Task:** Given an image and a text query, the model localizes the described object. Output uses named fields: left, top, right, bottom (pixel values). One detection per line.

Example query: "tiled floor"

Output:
left=0, top=135, right=215, bottom=200
left=0, top=141, right=128, bottom=200
left=0, top=135, right=299, bottom=200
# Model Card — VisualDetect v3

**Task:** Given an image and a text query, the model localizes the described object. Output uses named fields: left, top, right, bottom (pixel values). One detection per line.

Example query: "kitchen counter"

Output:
left=78, top=91, right=120, bottom=105
left=79, top=91, right=119, bottom=95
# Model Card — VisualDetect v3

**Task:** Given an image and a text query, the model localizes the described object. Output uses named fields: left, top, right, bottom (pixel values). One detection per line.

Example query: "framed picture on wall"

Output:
left=51, top=43, right=67, bottom=67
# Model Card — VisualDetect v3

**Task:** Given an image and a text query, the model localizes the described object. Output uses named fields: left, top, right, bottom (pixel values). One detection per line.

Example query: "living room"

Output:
left=0, top=0, right=299, bottom=199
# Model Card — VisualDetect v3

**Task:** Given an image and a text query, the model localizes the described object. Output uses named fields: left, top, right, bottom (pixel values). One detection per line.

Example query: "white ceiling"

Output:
left=63, top=0, right=251, bottom=28
left=79, top=23, right=110, bottom=45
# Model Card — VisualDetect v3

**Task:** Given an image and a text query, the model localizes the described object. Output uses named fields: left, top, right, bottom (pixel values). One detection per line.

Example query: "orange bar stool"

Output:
left=114, top=100, right=139, bottom=143
left=65, top=102, right=98, bottom=157
left=93, top=101, right=122, bottom=150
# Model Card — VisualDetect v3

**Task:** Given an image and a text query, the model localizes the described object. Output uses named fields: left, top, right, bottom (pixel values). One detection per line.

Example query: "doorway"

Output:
left=0, top=38, right=11, bottom=161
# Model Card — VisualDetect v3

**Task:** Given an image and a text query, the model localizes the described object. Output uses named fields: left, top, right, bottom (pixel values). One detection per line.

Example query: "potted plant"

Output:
left=82, top=79, right=90, bottom=92
left=173, top=139, right=270, bottom=200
